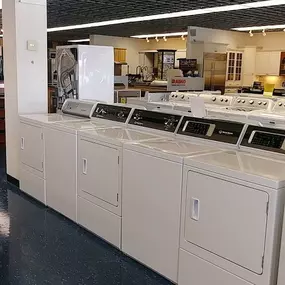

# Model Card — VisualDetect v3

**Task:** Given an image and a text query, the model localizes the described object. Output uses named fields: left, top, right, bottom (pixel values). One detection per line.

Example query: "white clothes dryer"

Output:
left=76, top=109, right=182, bottom=249
left=179, top=124, right=285, bottom=285
left=122, top=116, right=246, bottom=283
left=19, top=99, right=97, bottom=204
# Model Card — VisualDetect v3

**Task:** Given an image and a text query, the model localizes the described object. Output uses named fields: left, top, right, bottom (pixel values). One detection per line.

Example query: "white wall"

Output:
left=3, top=0, right=47, bottom=179
left=246, top=32, right=285, bottom=51
left=90, top=34, right=146, bottom=74
left=188, top=26, right=248, bottom=50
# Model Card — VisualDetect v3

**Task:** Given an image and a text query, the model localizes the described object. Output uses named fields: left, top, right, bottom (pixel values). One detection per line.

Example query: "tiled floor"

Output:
left=0, top=150, right=173, bottom=285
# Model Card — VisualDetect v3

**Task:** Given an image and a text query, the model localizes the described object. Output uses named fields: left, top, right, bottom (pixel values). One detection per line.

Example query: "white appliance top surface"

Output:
left=80, top=127, right=163, bottom=144
left=131, top=140, right=220, bottom=155
left=19, top=113, right=85, bottom=124
left=248, top=111, right=285, bottom=122
left=53, top=120, right=106, bottom=131
left=185, top=150, right=285, bottom=188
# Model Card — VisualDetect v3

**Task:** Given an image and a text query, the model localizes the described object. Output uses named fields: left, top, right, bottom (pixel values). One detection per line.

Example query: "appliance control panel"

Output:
left=62, top=99, right=96, bottom=118
left=200, top=94, right=233, bottom=106
left=129, top=109, right=181, bottom=133
left=169, top=92, right=198, bottom=102
left=233, top=97, right=273, bottom=110
left=241, top=125, right=285, bottom=154
left=177, top=116, right=245, bottom=144
left=92, top=104, right=132, bottom=123
left=273, top=99, right=285, bottom=112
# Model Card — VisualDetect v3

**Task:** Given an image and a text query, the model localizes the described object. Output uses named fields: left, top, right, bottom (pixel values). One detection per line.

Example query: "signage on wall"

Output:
left=171, top=79, right=186, bottom=86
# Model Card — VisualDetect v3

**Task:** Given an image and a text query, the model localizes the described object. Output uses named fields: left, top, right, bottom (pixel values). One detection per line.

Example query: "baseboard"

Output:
left=7, top=174, right=19, bottom=187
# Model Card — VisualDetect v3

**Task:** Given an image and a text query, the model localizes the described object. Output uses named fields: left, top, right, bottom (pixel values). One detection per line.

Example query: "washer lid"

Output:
left=19, top=113, right=86, bottom=124
left=248, top=111, right=285, bottom=125
left=125, top=140, right=221, bottom=163
left=80, top=128, right=163, bottom=145
left=132, top=140, right=219, bottom=156
left=185, top=150, right=285, bottom=189
left=51, top=120, right=107, bottom=132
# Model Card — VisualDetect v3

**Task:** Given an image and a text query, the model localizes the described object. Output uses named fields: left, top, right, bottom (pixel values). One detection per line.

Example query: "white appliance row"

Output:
left=18, top=100, right=285, bottom=285
left=19, top=99, right=97, bottom=205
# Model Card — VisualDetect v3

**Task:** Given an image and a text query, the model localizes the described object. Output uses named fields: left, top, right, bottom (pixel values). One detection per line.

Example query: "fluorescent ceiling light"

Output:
left=233, top=24, right=285, bottom=31
left=68, top=39, right=90, bottom=43
left=132, top=32, right=188, bottom=39
left=47, top=0, right=285, bottom=32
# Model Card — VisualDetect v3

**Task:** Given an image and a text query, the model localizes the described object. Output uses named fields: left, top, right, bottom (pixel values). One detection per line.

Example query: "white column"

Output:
left=3, top=0, right=47, bottom=179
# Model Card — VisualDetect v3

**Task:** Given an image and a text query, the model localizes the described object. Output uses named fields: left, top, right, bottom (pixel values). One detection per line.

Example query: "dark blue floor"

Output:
left=0, top=149, right=173, bottom=285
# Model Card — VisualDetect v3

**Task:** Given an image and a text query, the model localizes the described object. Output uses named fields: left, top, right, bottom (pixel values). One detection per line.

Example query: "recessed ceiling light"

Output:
left=132, top=32, right=188, bottom=39
left=68, top=39, right=90, bottom=43
left=233, top=24, right=285, bottom=31
left=47, top=0, right=285, bottom=32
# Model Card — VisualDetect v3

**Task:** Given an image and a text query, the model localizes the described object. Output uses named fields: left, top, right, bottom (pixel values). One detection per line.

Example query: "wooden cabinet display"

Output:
left=280, top=52, right=285, bottom=75
left=114, top=48, right=127, bottom=63
left=256, top=51, right=281, bottom=76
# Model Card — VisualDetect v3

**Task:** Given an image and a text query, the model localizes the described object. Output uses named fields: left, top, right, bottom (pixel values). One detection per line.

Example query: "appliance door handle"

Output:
left=191, top=198, right=200, bottom=221
left=21, top=137, right=24, bottom=150
left=82, top=158, right=87, bottom=175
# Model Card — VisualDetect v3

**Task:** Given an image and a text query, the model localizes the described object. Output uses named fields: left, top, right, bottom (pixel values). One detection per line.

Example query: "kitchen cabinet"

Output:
left=114, top=48, right=127, bottom=63
left=255, top=51, right=281, bottom=76
left=226, top=51, right=243, bottom=86
left=242, top=47, right=256, bottom=86
left=280, top=52, right=285, bottom=75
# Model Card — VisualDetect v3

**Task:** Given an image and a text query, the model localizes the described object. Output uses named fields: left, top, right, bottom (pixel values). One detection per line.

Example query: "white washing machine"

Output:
left=44, top=103, right=145, bottom=222
left=122, top=116, right=246, bottom=282
left=179, top=124, right=285, bottom=285
left=278, top=211, right=285, bottom=285
left=19, top=99, right=97, bottom=204
left=146, top=92, right=198, bottom=112
left=248, top=99, right=285, bottom=127
left=174, top=93, right=234, bottom=115
left=207, top=96, right=274, bottom=123
left=76, top=109, right=182, bottom=249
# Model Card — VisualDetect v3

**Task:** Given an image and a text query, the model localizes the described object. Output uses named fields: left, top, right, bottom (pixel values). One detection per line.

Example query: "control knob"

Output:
left=220, top=98, right=224, bottom=102
left=258, top=101, right=262, bottom=105
left=165, top=118, right=175, bottom=128
left=133, top=113, right=142, bottom=121
left=117, top=111, right=125, bottom=119
left=263, top=102, right=267, bottom=106
left=241, top=100, right=246, bottom=103
left=249, top=100, right=254, bottom=105
left=279, top=102, right=283, bottom=106
left=212, top=97, right=216, bottom=101
left=225, top=99, right=228, bottom=103
left=181, top=95, right=185, bottom=99
left=237, top=99, right=241, bottom=103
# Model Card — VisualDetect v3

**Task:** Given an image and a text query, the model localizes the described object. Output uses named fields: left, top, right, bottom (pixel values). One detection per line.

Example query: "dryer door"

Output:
left=20, top=122, right=44, bottom=173
left=78, top=138, right=120, bottom=208
left=184, top=170, right=268, bottom=274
